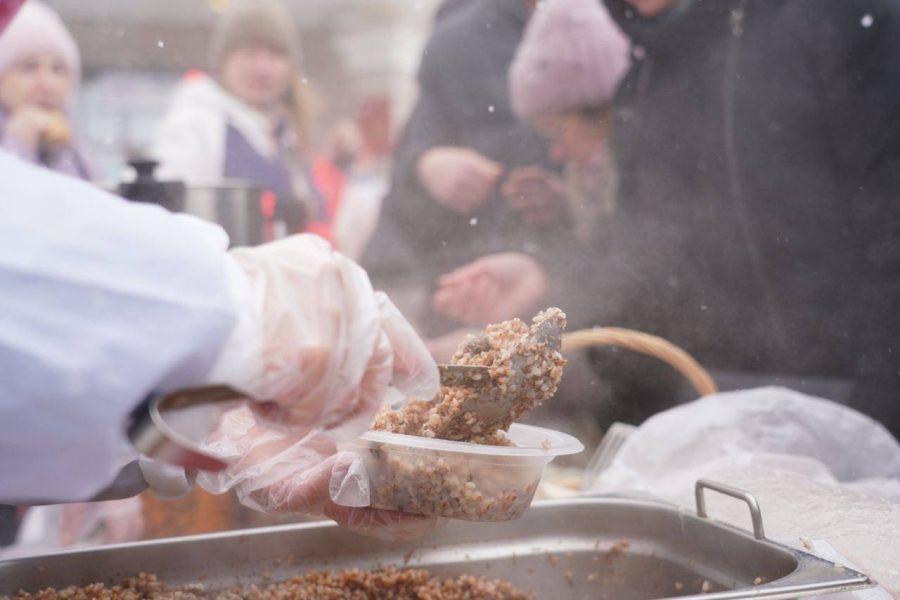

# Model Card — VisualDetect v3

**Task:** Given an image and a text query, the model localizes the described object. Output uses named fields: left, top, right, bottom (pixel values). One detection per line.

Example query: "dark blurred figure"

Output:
left=602, top=0, right=900, bottom=435
left=429, top=0, right=900, bottom=436
left=430, top=0, right=680, bottom=429
left=365, top=0, right=563, bottom=344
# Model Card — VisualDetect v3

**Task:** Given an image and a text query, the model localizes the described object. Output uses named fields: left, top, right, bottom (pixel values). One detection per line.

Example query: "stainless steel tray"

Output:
left=0, top=480, right=872, bottom=599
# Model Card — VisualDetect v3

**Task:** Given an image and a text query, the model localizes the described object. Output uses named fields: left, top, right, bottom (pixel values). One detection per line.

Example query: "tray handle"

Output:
left=695, top=478, right=766, bottom=540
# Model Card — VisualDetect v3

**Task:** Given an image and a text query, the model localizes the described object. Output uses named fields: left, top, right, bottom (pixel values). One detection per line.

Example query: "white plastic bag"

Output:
left=590, top=386, right=900, bottom=499
left=587, top=387, right=900, bottom=595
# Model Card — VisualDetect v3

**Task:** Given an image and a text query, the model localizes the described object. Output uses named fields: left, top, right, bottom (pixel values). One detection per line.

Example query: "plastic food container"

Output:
left=339, top=424, right=583, bottom=521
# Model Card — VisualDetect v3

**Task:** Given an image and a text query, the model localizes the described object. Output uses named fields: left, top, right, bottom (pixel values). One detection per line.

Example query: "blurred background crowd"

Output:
left=2, top=0, right=898, bottom=554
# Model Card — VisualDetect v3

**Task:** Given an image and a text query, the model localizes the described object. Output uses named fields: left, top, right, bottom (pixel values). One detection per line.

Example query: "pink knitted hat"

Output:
left=0, top=1, right=80, bottom=81
left=0, top=1, right=27, bottom=35
left=510, top=0, right=630, bottom=120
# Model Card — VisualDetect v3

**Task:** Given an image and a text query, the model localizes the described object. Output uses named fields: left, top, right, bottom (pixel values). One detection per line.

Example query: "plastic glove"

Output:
left=196, top=406, right=439, bottom=542
left=208, top=234, right=439, bottom=437
left=197, top=237, right=439, bottom=541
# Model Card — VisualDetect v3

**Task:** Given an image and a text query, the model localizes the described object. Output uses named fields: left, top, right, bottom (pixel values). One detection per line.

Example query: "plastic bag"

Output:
left=586, top=387, right=900, bottom=594
left=590, top=386, right=900, bottom=498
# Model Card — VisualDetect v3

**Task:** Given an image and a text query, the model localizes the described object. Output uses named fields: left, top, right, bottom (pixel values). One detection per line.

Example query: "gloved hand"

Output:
left=208, top=234, right=439, bottom=436
left=197, top=406, right=439, bottom=542
left=196, top=235, right=440, bottom=541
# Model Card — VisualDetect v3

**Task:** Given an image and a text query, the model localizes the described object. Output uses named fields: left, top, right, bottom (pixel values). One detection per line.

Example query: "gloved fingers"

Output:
left=303, top=262, right=382, bottom=434
left=329, top=452, right=370, bottom=507
left=229, top=236, right=343, bottom=431
left=324, top=326, right=394, bottom=439
left=376, top=292, right=440, bottom=400
left=248, top=263, right=335, bottom=430
left=252, top=251, right=383, bottom=435
left=326, top=449, right=441, bottom=543
left=228, top=234, right=402, bottom=438
left=292, top=259, right=345, bottom=411
left=323, top=502, right=442, bottom=543
left=197, top=406, right=338, bottom=499
left=238, top=451, right=337, bottom=515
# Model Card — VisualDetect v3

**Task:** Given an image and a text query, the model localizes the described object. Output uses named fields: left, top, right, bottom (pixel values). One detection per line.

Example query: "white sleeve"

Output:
left=0, top=152, right=237, bottom=503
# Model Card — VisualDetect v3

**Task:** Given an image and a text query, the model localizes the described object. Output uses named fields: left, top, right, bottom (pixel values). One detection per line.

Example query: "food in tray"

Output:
left=356, top=308, right=571, bottom=521
left=372, top=307, right=567, bottom=443
left=8, top=567, right=533, bottom=599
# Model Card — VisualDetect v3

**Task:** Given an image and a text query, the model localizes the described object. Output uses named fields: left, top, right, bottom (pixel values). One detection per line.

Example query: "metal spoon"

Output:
left=432, top=315, right=564, bottom=441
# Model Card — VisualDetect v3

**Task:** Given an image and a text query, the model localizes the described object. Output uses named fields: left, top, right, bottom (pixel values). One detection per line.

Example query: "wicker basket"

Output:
left=562, top=328, right=718, bottom=397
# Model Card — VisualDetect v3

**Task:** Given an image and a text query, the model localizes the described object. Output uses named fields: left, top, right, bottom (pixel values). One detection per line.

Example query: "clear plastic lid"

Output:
left=351, top=423, right=584, bottom=458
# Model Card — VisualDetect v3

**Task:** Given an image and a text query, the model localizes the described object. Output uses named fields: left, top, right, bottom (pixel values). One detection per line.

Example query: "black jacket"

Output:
left=580, top=0, right=900, bottom=430
left=367, top=0, right=562, bottom=334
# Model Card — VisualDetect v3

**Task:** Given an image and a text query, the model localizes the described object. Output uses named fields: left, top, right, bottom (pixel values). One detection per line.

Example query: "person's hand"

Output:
left=501, top=166, right=568, bottom=226
left=3, top=106, right=69, bottom=154
left=432, top=252, right=549, bottom=325
left=214, top=234, right=439, bottom=436
left=417, top=147, right=502, bottom=215
left=197, top=406, right=439, bottom=542
left=194, top=235, right=441, bottom=541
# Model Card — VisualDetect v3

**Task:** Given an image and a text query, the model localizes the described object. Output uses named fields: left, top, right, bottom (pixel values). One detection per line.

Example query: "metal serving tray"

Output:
left=0, top=480, right=872, bottom=599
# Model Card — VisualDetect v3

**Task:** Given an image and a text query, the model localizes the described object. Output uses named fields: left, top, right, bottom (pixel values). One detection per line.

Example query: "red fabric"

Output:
left=0, top=0, right=26, bottom=33
left=260, top=190, right=278, bottom=243
left=182, top=68, right=208, bottom=82
left=304, top=158, right=346, bottom=248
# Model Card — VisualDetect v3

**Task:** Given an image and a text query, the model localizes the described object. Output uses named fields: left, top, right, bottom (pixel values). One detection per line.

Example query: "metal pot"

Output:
left=119, top=160, right=273, bottom=248
left=183, top=181, right=268, bottom=248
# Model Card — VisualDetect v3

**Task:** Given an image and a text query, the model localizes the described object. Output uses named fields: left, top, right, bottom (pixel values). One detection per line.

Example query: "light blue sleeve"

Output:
left=0, top=152, right=237, bottom=503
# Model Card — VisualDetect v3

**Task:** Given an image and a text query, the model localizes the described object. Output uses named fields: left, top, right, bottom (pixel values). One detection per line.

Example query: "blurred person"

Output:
left=432, top=0, right=900, bottom=437
left=506, top=0, right=630, bottom=243
left=0, top=0, right=93, bottom=180
left=603, top=0, right=900, bottom=436
left=434, top=0, right=630, bottom=325
left=365, top=0, right=566, bottom=346
left=153, top=1, right=332, bottom=242
left=431, top=0, right=657, bottom=426
left=326, top=119, right=389, bottom=262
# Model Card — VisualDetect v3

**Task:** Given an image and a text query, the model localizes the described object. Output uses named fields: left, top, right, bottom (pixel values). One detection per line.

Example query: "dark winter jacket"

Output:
left=577, top=0, right=900, bottom=430
left=368, top=0, right=562, bottom=334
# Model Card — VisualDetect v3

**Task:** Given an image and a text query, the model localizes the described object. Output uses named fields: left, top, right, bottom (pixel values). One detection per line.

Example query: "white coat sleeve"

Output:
left=0, top=152, right=237, bottom=503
